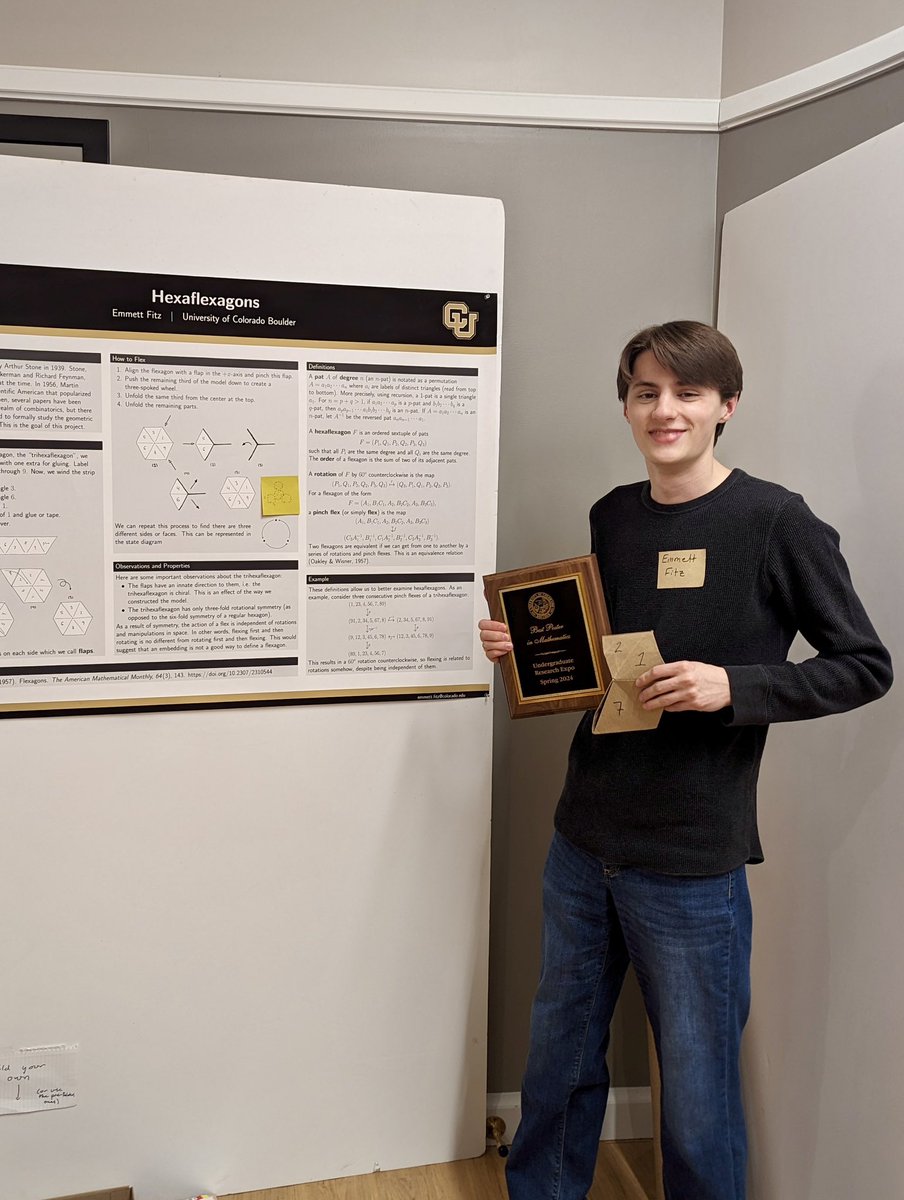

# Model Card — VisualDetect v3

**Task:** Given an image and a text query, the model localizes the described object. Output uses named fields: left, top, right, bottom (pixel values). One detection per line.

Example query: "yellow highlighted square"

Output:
left=261, top=475, right=300, bottom=516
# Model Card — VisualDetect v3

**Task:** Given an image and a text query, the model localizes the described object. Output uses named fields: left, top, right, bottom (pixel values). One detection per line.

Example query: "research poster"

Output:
left=0, top=163, right=502, bottom=713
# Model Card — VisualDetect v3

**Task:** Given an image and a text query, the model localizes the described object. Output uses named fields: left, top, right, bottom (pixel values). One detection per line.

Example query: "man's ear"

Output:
left=720, top=393, right=740, bottom=423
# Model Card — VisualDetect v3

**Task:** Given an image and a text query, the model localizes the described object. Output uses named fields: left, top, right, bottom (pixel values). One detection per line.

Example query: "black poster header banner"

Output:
left=0, top=263, right=498, bottom=348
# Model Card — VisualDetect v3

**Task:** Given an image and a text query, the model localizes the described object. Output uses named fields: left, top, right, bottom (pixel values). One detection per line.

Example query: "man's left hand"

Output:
left=635, top=661, right=731, bottom=712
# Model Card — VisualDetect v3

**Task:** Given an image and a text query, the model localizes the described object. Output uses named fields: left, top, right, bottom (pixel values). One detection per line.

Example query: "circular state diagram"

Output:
left=262, top=519, right=291, bottom=549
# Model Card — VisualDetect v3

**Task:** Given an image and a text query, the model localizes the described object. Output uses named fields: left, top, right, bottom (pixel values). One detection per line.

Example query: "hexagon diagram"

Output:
left=0, top=535, right=56, bottom=554
left=0, top=603, right=13, bottom=635
left=221, top=476, right=255, bottom=509
left=2, top=567, right=52, bottom=604
left=170, top=479, right=204, bottom=510
left=137, top=427, right=173, bottom=460
left=54, top=601, right=92, bottom=635
left=187, top=429, right=229, bottom=460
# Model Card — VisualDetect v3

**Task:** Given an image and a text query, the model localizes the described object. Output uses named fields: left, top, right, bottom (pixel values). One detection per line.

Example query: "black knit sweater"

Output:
left=554, top=470, right=893, bottom=874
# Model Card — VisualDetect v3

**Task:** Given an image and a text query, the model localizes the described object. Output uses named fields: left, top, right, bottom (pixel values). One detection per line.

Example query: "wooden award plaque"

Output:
left=483, top=555, right=611, bottom=718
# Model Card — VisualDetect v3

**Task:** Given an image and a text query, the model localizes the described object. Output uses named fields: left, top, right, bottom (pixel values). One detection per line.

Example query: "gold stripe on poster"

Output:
left=0, top=325, right=497, bottom=354
left=0, top=684, right=490, bottom=715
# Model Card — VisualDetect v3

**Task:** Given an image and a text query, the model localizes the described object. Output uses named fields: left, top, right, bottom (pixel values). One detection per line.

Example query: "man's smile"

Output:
left=649, top=428, right=687, bottom=443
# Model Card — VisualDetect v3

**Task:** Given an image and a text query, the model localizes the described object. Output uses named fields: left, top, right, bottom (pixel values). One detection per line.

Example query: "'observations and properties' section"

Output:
left=114, top=560, right=298, bottom=664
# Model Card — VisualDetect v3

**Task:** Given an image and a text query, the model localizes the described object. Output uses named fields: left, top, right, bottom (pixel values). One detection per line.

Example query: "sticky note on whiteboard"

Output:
left=260, top=476, right=300, bottom=516
left=0, top=1043, right=78, bottom=1114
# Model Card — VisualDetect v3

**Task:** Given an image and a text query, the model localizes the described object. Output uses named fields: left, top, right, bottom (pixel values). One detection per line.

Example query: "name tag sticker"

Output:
left=657, top=548, right=706, bottom=589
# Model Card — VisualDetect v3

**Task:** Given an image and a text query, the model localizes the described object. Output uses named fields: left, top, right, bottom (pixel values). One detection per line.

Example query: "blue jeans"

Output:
left=506, top=831, right=752, bottom=1200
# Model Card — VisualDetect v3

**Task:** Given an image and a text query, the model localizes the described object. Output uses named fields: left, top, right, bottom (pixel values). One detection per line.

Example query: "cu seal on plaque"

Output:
left=527, top=591, right=556, bottom=620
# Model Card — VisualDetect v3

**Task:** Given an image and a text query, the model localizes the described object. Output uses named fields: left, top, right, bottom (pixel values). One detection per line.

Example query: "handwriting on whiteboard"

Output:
left=0, top=1044, right=78, bottom=1115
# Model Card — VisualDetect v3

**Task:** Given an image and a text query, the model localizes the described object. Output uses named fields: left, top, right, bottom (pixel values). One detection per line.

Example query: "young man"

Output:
left=479, top=321, right=892, bottom=1200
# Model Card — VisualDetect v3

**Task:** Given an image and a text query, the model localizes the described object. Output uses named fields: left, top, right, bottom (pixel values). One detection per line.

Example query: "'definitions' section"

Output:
left=304, top=362, right=480, bottom=675
left=306, top=363, right=477, bottom=567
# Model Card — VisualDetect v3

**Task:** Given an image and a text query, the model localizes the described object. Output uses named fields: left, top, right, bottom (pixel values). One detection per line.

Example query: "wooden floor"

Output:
left=224, top=1140, right=656, bottom=1200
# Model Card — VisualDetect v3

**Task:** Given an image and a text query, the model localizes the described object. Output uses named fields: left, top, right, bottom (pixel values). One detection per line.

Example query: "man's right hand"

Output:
left=478, top=619, right=513, bottom=662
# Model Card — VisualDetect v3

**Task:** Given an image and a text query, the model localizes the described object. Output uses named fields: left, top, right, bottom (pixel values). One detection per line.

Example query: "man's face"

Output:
left=623, top=350, right=737, bottom=471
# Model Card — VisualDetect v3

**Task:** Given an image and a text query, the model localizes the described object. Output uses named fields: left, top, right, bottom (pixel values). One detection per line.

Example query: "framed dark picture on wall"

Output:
left=0, top=113, right=110, bottom=163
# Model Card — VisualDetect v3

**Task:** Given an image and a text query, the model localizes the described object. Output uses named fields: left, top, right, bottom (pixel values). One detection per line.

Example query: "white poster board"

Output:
left=0, top=156, right=502, bottom=1200
left=0, top=157, right=502, bottom=714
left=718, top=124, right=903, bottom=1199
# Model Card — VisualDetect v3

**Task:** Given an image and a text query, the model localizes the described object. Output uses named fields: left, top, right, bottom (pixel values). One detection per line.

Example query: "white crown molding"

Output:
left=1, top=26, right=903, bottom=135
left=0, top=64, right=718, bottom=130
left=719, top=25, right=904, bottom=129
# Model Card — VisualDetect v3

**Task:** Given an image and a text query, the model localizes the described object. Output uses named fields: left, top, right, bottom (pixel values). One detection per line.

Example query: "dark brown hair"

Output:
left=617, top=320, right=743, bottom=443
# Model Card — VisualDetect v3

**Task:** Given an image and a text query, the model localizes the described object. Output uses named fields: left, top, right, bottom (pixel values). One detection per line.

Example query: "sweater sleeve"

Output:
left=725, top=495, right=893, bottom=725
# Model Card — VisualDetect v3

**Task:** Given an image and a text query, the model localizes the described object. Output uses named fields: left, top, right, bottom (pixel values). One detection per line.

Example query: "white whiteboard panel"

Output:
left=719, top=123, right=904, bottom=1200
left=0, top=156, right=502, bottom=1199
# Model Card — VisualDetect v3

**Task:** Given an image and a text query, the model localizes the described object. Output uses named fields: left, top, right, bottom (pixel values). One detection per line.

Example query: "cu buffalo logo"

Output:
left=527, top=591, right=555, bottom=620
left=443, top=300, right=479, bottom=340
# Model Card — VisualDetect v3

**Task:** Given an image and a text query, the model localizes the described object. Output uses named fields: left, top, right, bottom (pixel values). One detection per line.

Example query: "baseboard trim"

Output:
left=486, top=1087, right=653, bottom=1146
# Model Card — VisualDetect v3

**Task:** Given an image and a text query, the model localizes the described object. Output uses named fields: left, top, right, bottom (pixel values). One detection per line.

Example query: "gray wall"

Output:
left=717, top=62, right=904, bottom=221
left=0, top=0, right=723, bottom=99
left=715, top=63, right=904, bottom=314
left=721, top=0, right=903, bottom=94
left=1, top=98, right=719, bottom=1091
